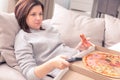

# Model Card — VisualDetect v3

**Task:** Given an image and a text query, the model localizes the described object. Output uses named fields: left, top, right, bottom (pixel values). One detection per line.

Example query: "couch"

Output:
left=0, top=4, right=120, bottom=80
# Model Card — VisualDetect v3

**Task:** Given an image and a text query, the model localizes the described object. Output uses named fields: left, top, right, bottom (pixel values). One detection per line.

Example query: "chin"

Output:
left=32, top=26, right=40, bottom=30
left=36, top=27, right=41, bottom=30
left=35, top=26, right=41, bottom=29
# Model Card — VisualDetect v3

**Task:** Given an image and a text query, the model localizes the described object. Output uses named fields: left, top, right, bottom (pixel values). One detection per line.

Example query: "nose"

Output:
left=36, top=15, right=42, bottom=20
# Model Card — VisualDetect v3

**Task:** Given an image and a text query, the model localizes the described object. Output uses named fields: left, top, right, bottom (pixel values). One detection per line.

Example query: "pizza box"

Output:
left=54, top=46, right=120, bottom=80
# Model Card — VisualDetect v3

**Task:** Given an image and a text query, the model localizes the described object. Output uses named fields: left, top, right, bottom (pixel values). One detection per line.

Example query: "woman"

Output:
left=14, top=0, right=92, bottom=80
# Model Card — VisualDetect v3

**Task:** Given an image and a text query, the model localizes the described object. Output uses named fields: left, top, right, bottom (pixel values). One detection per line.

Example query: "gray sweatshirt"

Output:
left=14, top=24, right=79, bottom=80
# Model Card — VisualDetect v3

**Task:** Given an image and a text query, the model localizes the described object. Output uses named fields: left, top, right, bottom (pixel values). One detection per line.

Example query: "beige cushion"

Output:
left=0, top=12, right=20, bottom=69
left=52, top=11, right=105, bottom=48
left=104, top=14, right=120, bottom=48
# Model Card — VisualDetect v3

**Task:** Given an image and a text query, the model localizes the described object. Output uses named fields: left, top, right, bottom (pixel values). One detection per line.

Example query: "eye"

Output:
left=39, top=13, right=43, bottom=16
left=31, top=13, right=36, bottom=16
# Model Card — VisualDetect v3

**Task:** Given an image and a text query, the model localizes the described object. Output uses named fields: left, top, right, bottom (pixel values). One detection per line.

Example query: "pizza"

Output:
left=80, top=34, right=92, bottom=47
left=83, top=51, right=120, bottom=78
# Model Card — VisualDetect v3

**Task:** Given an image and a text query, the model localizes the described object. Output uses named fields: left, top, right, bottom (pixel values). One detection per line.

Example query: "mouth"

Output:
left=35, top=23, right=41, bottom=25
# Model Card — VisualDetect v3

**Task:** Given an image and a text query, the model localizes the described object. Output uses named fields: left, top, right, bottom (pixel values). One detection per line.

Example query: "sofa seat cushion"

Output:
left=104, top=14, right=120, bottom=48
left=0, top=63, right=26, bottom=80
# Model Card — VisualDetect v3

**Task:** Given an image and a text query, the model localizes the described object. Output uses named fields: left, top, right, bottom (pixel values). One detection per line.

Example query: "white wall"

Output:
left=0, top=0, right=8, bottom=12
left=55, top=0, right=70, bottom=9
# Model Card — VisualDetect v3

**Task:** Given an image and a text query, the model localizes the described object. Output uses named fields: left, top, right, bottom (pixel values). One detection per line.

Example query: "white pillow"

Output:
left=104, top=14, right=120, bottom=48
left=0, top=12, right=20, bottom=69
left=73, top=16, right=105, bottom=47
left=51, top=4, right=81, bottom=48
left=52, top=10, right=105, bottom=48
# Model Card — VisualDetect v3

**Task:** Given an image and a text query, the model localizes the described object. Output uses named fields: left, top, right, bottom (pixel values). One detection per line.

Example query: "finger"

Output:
left=62, top=61, right=70, bottom=67
left=59, top=60, right=70, bottom=69
left=86, top=37, right=90, bottom=41
left=60, top=55, right=68, bottom=60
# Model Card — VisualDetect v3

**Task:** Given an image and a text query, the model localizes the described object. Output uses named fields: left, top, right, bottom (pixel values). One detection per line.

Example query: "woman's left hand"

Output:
left=75, top=34, right=93, bottom=51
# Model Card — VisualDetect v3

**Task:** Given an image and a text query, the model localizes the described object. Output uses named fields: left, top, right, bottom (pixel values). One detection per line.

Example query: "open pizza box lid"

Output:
left=54, top=46, right=120, bottom=80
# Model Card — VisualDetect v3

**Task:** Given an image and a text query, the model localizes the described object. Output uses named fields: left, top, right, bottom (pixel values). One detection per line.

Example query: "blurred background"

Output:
left=0, top=0, right=120, bottom=18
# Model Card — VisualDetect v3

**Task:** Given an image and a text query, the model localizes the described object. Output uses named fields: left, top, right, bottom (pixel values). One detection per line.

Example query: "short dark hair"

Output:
left=15, top=0, right=44, bottom=33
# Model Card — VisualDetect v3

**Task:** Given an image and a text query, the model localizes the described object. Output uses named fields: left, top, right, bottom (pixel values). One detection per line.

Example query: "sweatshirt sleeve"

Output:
left=14, top=32, right=39, bottom=80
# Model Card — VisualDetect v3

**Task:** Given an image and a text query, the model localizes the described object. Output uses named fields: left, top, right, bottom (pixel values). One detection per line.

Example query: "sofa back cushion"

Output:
left=104, top=14, right=120, bottom=48
left=0, top=12, right=20, bottom=69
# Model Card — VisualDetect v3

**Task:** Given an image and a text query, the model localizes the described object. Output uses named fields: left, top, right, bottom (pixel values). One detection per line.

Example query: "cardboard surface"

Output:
left=58, top=46, right=120, bottom=80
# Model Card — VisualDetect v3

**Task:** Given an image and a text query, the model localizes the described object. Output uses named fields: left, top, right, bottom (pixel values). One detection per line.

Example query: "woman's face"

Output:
left=26, top=5, right=43, bottom=30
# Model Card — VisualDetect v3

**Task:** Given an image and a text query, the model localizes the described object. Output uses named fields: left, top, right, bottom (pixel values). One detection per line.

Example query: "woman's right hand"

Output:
left=49, top=55, right=70, bottom=69
left=34, top=55, right=70, bottom=78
